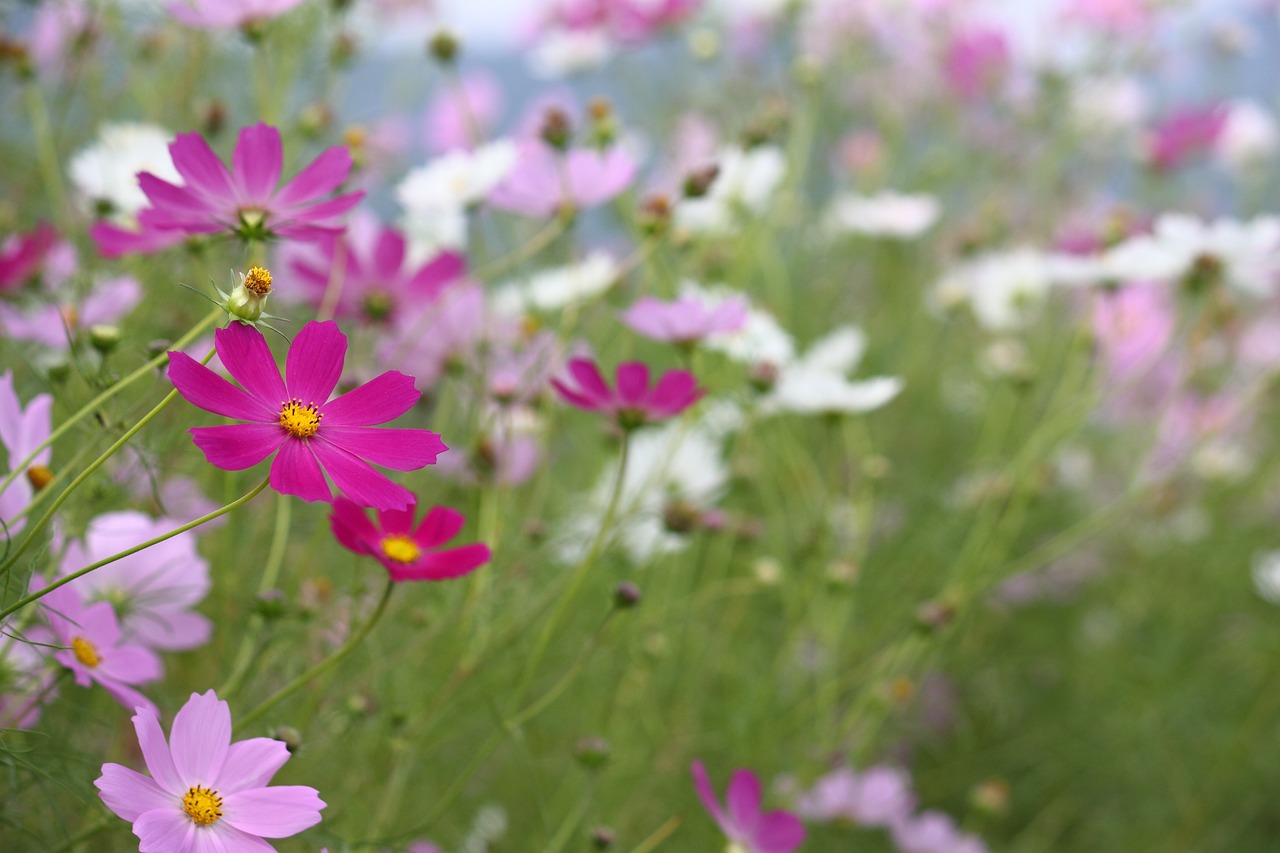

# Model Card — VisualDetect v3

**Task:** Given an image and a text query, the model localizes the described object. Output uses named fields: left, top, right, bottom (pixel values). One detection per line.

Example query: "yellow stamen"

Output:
left=26, top=464, right=53, bottom=491
left=243, top=265, right=273, bottom=296
left=380, top=535, right=421, bottom=564
left=71, top=636, right=101, bottom=668
left=182, top=786, right=223, bottom=826
left=279, top=399, right=322, bottom=438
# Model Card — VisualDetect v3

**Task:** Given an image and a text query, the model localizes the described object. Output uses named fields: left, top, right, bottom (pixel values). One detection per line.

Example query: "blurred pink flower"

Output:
left=424, top=72, right=504, bottom=153
left=943, top=26, right=1010, bottom=101
left=95, top=690, right=325, bottom=850
left=378, top=282, right=493, bottom=392
left=0, top=630, right=56, bottom=729
left=167, top=320, right=446, bottom=510
left=330, top=497, right=491, bottom=582
left=0, top=274, right=141, bottom=350
left=1061, top=0, right=1157, bottom=34
left=0, top=223, right=60, bottom=291
left=1091, top=285, right=1176, bottom=387
left=489, top=139, right=636, bottom=218
left=891, top=810, right=989, bottom=853
left=552, top=358, right=702, bottom=429
left=0, top=370, right=52, bottom=538
left=692, top=762, right=805, bottom=853
left=1146, top=105, right=1227, bottom=172
left=30, top=0, right=95, bottom=77
left=168, top=0, right=307, bottom=30
left=794, top=765, right=916, bottom=827
left=622, top=294, right=749, bottom=346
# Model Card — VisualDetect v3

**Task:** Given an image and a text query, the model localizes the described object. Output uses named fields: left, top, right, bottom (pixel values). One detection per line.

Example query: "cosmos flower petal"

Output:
left=214, top=322, right=287, bottom=405
left=319, top=427, right=446, bottom=470
left=270, top=439, right=331, bottom=503
left=615, top=362, right=651, bottom=405
left=132, top=707, right=184, bottom=793
left=285, top=320, right=345, bottom=404
left=372, top=227, right=407, bottom=279
left=648, top=371, right=701, bottom=414
left=310, top=441, right=412, bottom=510
left=169, top=132, right=237, bottom=205
left=169, top=689, right=231, bottom=783
left=133, top=806, right=195, bottom=853
left=272, top=191, right=365, bottom=235
left=97, top=644, right=162, bottom=684
left=273, top=145, right=355, bottom=209
left=95, top=764, right=174, bottom=823
left=754, top=811, right=807, bottom=852
left=138, top=172, right=216, bottom=218
left=167, top=352, right=276, bottom=421
left=691, top=762, right=726, bottom=824
left=547, top=380, right=599, bottom=411
left=727, top=770, right=764, bottom=834
left=190, top=424, right=286, bottom=470
left=374, top=501, right=417, bottom=536
left=232, top=124, right=284, bottom=205
left=320, top=371, right=419, bottom=426
left=218, top=738, right=292, bottom=793
left=413, top=505, right=465, bottom=548
left=100, top=679, right=158, bottom=719
left=330, top=497, right=381, bottom=552
left=206, top=825, right=276, bottom=852
left=389, top=543, right=491, bottom=582
left=221, top=786, right=326, bottom=837
left=566, top=359, right=611, bottom=402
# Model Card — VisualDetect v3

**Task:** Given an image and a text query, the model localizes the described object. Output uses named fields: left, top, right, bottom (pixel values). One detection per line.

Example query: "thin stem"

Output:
left=24, top=81, right=69, bottom=232
left=234, top=578, right=396, bottom=734
left=0, top=478, right=270, bottom=622
left=470, top=210, right=572, bottom=282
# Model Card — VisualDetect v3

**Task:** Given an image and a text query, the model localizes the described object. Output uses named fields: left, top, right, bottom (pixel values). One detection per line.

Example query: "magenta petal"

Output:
left=372, top=228, right=407, bottom=279
left=375, top=501, right=417, bottom=536
left=222, top=786, right=325, bottom=837
left=311, top=441, right=412, bottom=510
left=138, top=172, right=216, bottom=218
left=274, top=146, right=354, bottom=209
left=232, top=123, right=284, bottom=205
left=550, top=379, right=601, bottom=411
left=390, top=544, right=491, bottom=582
left=648, top=371, right=699, bottom=414
left=320, top=426, right=446, bottom=470
left=168, top=132, right=236, bottom=204
left=566, top=359, right=611, bottom=402
left=170, top=689, right=231, bottom=783
left=217, top=738, right=291, bottom=793
left=408, top=251, right=465, bottom=298
left=615, top=362, right=651, bottom=405
left=273, top=190, right=365, bottom=230
left=321, top=371, right=420, bottom=426
left=755, top=811, right=806, bottom=853
left=168, top=352, right=276, bottom=421
left=330, top=497, right=380, bottom=554
left=726, top=770, right=763, bottom=834
left=190, top=424, right=285, bottom=470
left=270, top=439, right=331, bottom=503
left=215, top=322, right=287, bottom=405
left=413, top=505, right=465, bottom=548
left=132, top=707, right=184, bottom=794
left=691, top=762, right=726, bottom=825
left=95, top=764, right=172, bottom=823
left=285, top=320, right=346, bottom=404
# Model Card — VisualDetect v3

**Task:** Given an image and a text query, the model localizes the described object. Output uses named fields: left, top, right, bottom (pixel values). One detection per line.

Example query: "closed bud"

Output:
left=331, top=31, right=358, bottom=66
left=662, top=499, right=701, bottom=534
left=682, top=164, right=720, bottom=199
left=88, top=324, right=122, bottom=354
left=614, top=581, right=642, bottom=609
left=587, top=97, right=618, bottom=147
left=574, top=736, right=611, bottom=769
left=198, top=98, right=227, bottom=137
left=915, top=599, right=956, bottom=632
left=26, top=465, right=54, bottom=492
left=428, top=29, right=460, bottom=64
left=748, top=361, right=780, bottom=393
left=252, top=589, right=288, bottom=620
left=591, top=827, right=617, bottom=848
left=638, top=193, right=672, bottom=237
left=223, top=266, right=273, bottom=324
left=270, top=725, right=303, bottom=753
left=970, top=777, right=1010, bottom=817
left=298, top=102, right=333, bottom=138
left=540, top=107, right=573, bottom=151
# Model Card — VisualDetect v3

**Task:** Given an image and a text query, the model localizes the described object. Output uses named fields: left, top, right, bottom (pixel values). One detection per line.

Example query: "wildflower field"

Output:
left=3, top=0, right=1280, bottom=851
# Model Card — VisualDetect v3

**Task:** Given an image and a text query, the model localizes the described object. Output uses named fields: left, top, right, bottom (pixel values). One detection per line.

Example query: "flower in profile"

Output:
left=621, top=294, right=749, bottom=346
left=330, top=497, right=491, bottom=582
left=0, top=223, right=59, bottom=291
left=95, top=689, right=325, bottom=851
left=168, top=0, right=308, bottom=30
left=691, top=761, right=805, bottom=853
left=0, top=370, right=53, bottom=538
left=551, top=359, right=702, bottom=430
left=117, top=123, right=362, bottom=251
left=1145, top=104, right=1227, bottom=172
left=488, top=139, right=637, bottom=218
left=167, top=320, right=446, bottom=510
left=35, top=580, right=160, bottom=716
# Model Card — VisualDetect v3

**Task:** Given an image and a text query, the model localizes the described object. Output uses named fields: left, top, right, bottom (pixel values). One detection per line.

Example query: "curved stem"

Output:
left=470, top=210, right=572, bottom=283
left=234, top=578, right=396, bottom=734
left=0, top=478, right=270, bottom=622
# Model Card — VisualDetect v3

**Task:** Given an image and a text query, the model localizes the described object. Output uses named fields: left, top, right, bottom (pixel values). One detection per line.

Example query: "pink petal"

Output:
left=167, top=352, right=276, bottom=421
left=169, top=689, right=231, bottom=783
left=190, top=424, right=286, bottom=470
left=615, top=362, right=651, bottom=406
left=374, top=501, right=417, bottom=536
left=168, top=132, right=237, bottom=205
left=272, top=190, right=364, bottom=232
left=221, top=786, right=325, bottom=837
left=138, top=172, right=216, bottom=219
left=413, top=505, right=464, bottom=548
left=310, top=441, right=413, bottom=510
left=273, top=146, right=354, bottom=209
left=691, top=762, right=726, bottom=825
left=232, top=124, right=283, bottom=205
left=320, top=371, right=420, bottom=427
left=133, top=706, right=184, bottom=794
left=133, top=806, right=196, bottom=853
left=648, top=370, right=700, bottom=415
left=214, top=322, right=287, bottom=406
left=269, top=439, right=331, bottom=503
left=726, top=770, right=763, bottom=835
left=330, top=497, right=380, bottom=554
left=408, top=251, right=465, bottom=298
left=390, top=543, right=490, bottom=582
left=98, top=644, right=163, bottom=684
left=549, top=379, right=602, bottom=411
left=207, top=824, right=276, bottom=853
left=285, top=320, right=345, bottom=404
left=99, top=679, right=159, bottom=718
left=371, top=227, right=407, bottom=280
left=96, top=763, right=173, bottom=822
left=754, top=811, right=806, bottom=853
left=216, top=738, right=291, bottom=793
left=318, top=426, right=446, bottom=470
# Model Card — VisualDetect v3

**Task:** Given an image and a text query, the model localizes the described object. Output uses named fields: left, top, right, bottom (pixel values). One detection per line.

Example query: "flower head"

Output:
left=691, top=761, right=805, bottom=853
left=167, top=320, right=446, bottom=510
left=95, top=689, right=325, bottom=852
left=551, top=358, right=702, bottom=430
left=330, top=497, right=491, bottom=582
left=621, top=294, right=749, bottom=346
left=488, top=139, right=636, bottom=218
left=0, top=223, right=60, bottom=291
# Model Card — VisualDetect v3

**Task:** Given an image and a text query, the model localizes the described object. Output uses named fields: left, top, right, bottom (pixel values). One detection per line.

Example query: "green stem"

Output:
left=0, top=478, right=270, bottom=622
left=24, top=81, right=69, bottom=232
left=234, top=578, right=395, bottom=733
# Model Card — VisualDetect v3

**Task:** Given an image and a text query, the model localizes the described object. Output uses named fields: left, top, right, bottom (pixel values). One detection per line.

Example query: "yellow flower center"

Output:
left=182, top=786, right=223, bottom=826
left=71, top=636, right=101, bottom=668
left=26, top=464, right=53, bottom=491
left=279, top=399, right=322, bottom=438
left=243, top=265, right=273, bottom=295
left=380, top=535, right=421, bottom=564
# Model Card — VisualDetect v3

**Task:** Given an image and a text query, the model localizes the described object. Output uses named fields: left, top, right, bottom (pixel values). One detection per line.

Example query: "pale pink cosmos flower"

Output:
left=1061, top=0, right=1157, bottom=35
left=551, top=358, right=702, bottom=430
left=168, top=0, right=308, bottom=30
left=95, top=690, right=325, bottom=852
left=0, top=370, right=52, bottom=539
left=377, top=282, right=492, bottom=392
left=1091, top=284, right=1177, bottom=387
left=943, top=25, right=1010, bottom=101
left=1145, top=105, right=1227, bottom=172
left=691, top=762, right=805, bottom=853
left=794, top=765, right=916, bottom=827
left=0, top=274, right=141, bottom=350
left=891, top=810, right=989, bottom=853
left=167, top=320, right=446, bottom=510
left=489, top=139, right=637, bottom=218
left=330, top=497, right=491, bottom=582
left=29, top=0, right=95, bottom=78
left=622, top=294, right=749, bottom=346
left=424, top=72, right=504, bottom=154
left=59, top=511, right=212, bottom=652
left=34, top=580, right=160, bottom=716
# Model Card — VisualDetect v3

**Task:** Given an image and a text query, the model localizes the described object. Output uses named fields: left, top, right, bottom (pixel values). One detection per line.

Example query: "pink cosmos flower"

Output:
left=1145, top=105, right=1227, bottom=172
left=168, top=0, right=308, bottom=30
left=943, top=26, right=1010, bottom=101
left=0, top=274, right=141, bottom=350
left=891, top=810, right=989, bottom=853
left=329, top=497, right=491, bottom=582
left=489, top=139, right=636, bottom=218
left=29, top=0, right=96, bottom=78
left=90, top=219, right=190, bottom=259
left=794, top=765, right=916, bottom=827
left=622, top=294, right=749, bottom=345
left=166, top=320, right=446, bottom=510
left=691, top=761, right=805, bottom=853
left=551, top=358, right=702, bottom=429
left=1061, top=0, right=1157, bottom=35
left=0, top=223, right=59, bottom=291
left=59, top=511, right=211, bottom=652
left=288, top=210, right=465, bottom=323
left=104, top=123, right=362, bottom=253
left=377, top=282, right=492, bottom=392
left=0, top=370, right=53, bottom=538
left=35, top=580, right=160, bottom=715
left=424, top=72, right=504, bottom=154
left=95, top=689, right=325, bottom=852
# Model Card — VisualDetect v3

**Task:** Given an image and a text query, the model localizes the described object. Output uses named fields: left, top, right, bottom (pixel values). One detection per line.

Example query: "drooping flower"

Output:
left=691, top=761, right=805, bottom=853
left=167, top=320, right=446, bottom=510
left=59, top=511, right=212, bottom=652
left=34, top=580, right=160, bottom=715
left=0, top=370, right=53, bottom=538
left=95, top=689, right=325, bottom=852
left=489, top=139, right=637, bottom=218
left=108, top=123, right=362, bottom=252
left=330, top=497, right=491, bottom=582
left=168, top=0, right=308, bottom=30
left=621, top=293, right=749, bottom=346
left=551, top=358, right=702, bottom=430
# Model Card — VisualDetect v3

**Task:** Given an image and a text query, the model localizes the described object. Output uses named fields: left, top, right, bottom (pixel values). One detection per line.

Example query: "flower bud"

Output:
left=26, top=465, right=53, bottom=492
left=682, top=164, right=720, bottom=199
left=970, top=777, right=1010, bottom=817
left=331, top=30, right=358, bottom=66
left=270, top=725, right=303, bottom=753
left=88, top=324, right=122, bottom=354
left=224, top=266, right=273, bottom=323
left=614, top=581, right=642, bottom=609
left=540, top=107, right=573, bottom=151
left=915, top=599, right=956, bottom=632
left=587, top=97, right=618, bottom=147
left=638, top=193, right=672, bottom=237
left=591, top=827, right=617, bottom=848
left=252, top=589, right=288, bottom=620
left=662, top=499, right=701, bottom=534
left=428, top=29, right=460, bottom=64
left=574, top=736, right=611, bottom=769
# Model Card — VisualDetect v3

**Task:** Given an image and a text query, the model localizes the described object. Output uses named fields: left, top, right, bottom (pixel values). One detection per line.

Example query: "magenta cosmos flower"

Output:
left=167, top=320, right=446, bottom=510
left=621, top=294, right=749, bottom=346
left=96, top=689, right=325, bottom=852
left=98, top=123, right=362, bottom=255
left=692, top=762, right=805, bottom=853
left=168, top=0, right=307, bottom=30
left=0, top=222, right=59, bottom=291
left=551, top=358, right=702, bottom=430
left=330, top=497, right=491, bottom=582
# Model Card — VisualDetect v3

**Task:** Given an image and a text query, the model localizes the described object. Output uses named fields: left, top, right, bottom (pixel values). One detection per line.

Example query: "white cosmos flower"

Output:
left=396, top=139, right=517, bottom=259
left=68, top=122, right=179, bottom=223
left=1252, top=550, right=1280, bottom=604
left=761, top=326, right=903, bottom=415
left=823, top=190, right=940, bottom=238
left=529, top=27, right=615, bottom=78
left=1215, top=100, right=1278, bottom=173
left=492, top=252, right=619, bottom=316
left=680, top=281, right=796, bottom=366
left=1099, top=214, right=1280, bottom=296
left=675, top=145, right=787, bottom=235
left=937, top=248, right=1056, bottom=330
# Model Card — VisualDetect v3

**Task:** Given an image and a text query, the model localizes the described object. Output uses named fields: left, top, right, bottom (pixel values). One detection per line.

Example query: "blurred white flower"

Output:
left=68, top=122, right=179, bottom=223
left=1102, top=214, right=1280, bottom=296
left=396, top=140, right=518, bottom=259
left=681, top=281, right=796, bottom=365
left=761, top=326, right=902, bottom=415
left=1253, top=550, right=1280, bottom=604
left=529, top=28, right=614, bottom=77
left=1069, top=75, right=1148, bottom=138
left=936, top=248, right=1055, bottom=330
left=675, top=145, right=786, bottom=235
left=492, top=251, right=618, bottom=315
left=824, top=190, right=940, bottom=238
left=1214, top=100, right=1278, bottom=174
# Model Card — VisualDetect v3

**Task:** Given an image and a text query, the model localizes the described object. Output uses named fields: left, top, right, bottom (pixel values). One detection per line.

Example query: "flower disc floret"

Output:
left=182, top=786, right=222, bottom=826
